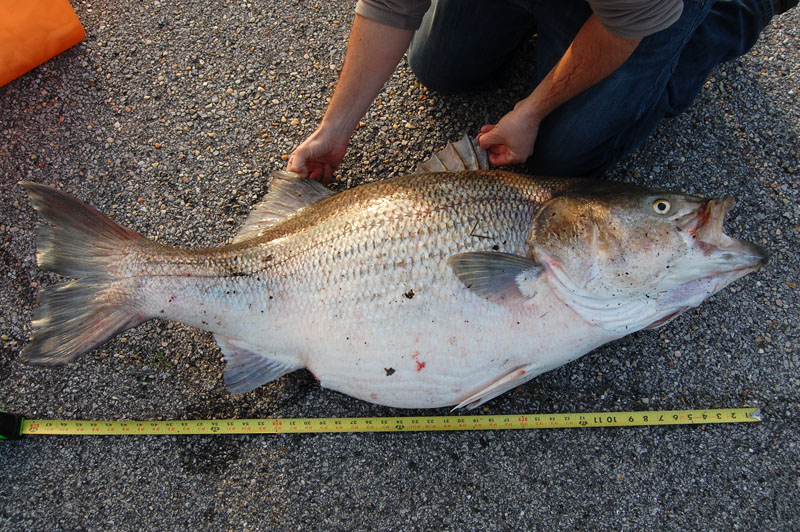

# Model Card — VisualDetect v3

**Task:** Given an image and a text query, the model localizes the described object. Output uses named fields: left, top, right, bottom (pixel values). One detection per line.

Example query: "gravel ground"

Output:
left=1, top=2, right=798, bottom=531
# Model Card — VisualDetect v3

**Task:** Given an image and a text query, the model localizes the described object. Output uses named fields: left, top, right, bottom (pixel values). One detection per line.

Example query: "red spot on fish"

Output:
left=411, top=351, right=420, bottom=360
left=370, top=393, right=378, bottom=400
left=416, top=360, right=426, bottom=372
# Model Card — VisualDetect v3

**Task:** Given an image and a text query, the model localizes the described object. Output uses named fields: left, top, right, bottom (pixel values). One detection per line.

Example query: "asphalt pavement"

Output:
left=1, top=1, right=798, bottom=531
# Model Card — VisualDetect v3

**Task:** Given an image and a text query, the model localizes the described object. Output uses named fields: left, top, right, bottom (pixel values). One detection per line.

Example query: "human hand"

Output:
left=476, top=103, right=541, bottom=167
left=287, top=127, right=349, bottom=184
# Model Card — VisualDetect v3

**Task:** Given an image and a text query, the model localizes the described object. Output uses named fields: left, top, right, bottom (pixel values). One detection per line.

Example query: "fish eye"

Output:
left=652, top=199, right=671, bottom=215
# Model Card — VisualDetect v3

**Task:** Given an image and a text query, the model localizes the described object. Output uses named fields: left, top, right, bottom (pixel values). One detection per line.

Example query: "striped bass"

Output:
left=19, top=138, right=767, bottom=408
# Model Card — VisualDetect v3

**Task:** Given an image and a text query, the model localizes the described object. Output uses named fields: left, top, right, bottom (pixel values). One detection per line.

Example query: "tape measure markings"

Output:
left=4, top=408, right=761, bottom=437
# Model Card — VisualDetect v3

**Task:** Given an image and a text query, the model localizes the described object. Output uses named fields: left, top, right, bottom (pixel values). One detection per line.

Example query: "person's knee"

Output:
left=526, top=153, right=608, bottom=178
left=407, top=40, right=474, bottom=92
left=407, top=49, right=451, bottom=92
left=527, top=95, right=656, bottom=177
left=526, top=133, right=612, bottom=178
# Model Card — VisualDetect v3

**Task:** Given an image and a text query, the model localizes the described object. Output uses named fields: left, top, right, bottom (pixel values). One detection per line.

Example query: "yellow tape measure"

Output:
left=3, top=408, right=760, bottom=438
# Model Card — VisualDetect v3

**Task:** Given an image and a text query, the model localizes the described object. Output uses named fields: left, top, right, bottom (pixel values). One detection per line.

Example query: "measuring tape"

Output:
left=1, top=408, right=760, bottom=439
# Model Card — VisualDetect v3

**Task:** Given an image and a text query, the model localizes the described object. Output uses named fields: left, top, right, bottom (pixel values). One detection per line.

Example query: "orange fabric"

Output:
left=0, top=0, right=85, bottom=87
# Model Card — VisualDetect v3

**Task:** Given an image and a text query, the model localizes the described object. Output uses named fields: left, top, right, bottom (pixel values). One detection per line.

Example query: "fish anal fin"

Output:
left=448, top=252, right=542, bottom=305
left=453, top=364, right=538, bottom=410
left=216, top=334, right=301, bottom=394
left=415, top=133, right=489, bottom=173
left=232, top=171, right=335, bottom=243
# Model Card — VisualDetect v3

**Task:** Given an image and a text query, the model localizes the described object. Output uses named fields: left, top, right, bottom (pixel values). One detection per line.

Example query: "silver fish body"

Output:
left=20, top=164, right=767, bottom=409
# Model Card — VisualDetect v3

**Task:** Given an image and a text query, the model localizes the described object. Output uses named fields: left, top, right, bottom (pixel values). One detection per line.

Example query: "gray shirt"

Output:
left=355, top=0, right=683, bottom=39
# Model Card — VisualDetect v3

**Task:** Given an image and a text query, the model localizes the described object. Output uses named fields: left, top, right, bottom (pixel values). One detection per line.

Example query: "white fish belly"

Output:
left=294, top=281, right=613, bottom=408
left=197, top=267, right=614, bottom=408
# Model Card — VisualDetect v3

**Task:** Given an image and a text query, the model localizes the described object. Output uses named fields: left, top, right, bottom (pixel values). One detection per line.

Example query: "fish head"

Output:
left=529, top=183, right=768, bottom=331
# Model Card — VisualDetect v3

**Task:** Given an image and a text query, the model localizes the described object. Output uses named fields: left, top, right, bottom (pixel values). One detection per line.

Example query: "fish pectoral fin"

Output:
left=215, top=334, right=301, bottom=394
left=232, top=171, right=335, bottom=243
left=453, top=364, right=538, bottom=410
left=415, top=133, right=489, bottom=173
left=448, top=252, right=542, bottom=304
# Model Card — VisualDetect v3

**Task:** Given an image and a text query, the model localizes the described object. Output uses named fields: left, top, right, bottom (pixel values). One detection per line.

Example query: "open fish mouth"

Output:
left=647, top=197, right=769, bottom=327
left=678, top=196, right=768, bottom=274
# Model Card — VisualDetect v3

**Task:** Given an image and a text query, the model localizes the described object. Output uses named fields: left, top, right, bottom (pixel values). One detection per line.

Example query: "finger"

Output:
left=478, top=128, right=502, bottom=150
left=321, top=164, right=334, bottom=186
left=487, top=151, right=507, bottom=166
left=309, top=166, right=323, bottom=182
left=287, top=154, right=309, bottom=177
left=485, top=144, right=511, bottom=167
left=489, top=150, right=519, bottom=166
left=311, top=165, right=330, bottom=185
left=479, top=124, right=495, bottom=134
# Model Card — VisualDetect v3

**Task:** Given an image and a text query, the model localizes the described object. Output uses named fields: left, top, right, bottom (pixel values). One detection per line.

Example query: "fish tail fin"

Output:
left=20, top=181, right=149, bottom=366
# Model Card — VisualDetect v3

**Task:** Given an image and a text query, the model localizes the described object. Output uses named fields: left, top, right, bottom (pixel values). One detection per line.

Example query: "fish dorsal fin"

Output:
left=232, top=171, right=335, bottom=243
left=215, top=334, right=301, bottom=394
left=415, top=133, right=489, bottom=173
left=448, top=252, right=542, bottom=304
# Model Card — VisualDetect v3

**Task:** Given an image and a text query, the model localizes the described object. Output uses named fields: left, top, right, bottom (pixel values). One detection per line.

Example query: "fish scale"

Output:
left=248, top=171, right=549, bottom=300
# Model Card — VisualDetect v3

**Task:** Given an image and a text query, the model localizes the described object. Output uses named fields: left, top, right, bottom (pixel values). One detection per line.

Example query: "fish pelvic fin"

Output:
left=19, top=181, right=148, bottom=366
left=215, top=335, right=301, bottom=394
left=415, top=133, right=489, bottom=173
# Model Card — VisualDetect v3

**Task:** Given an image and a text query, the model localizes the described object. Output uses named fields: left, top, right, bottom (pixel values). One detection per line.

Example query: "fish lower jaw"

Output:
left=683, top=223, right=768, bottom=271
left=667, top=242, right=766, bottom=299
left=650, top=265, right=762, bottom=322
left=680, top=265, right=760, bottom=299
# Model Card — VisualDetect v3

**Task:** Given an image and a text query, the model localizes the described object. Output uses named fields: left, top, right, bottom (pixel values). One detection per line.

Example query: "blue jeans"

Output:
left=407, top=0, right=774, bottom=177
